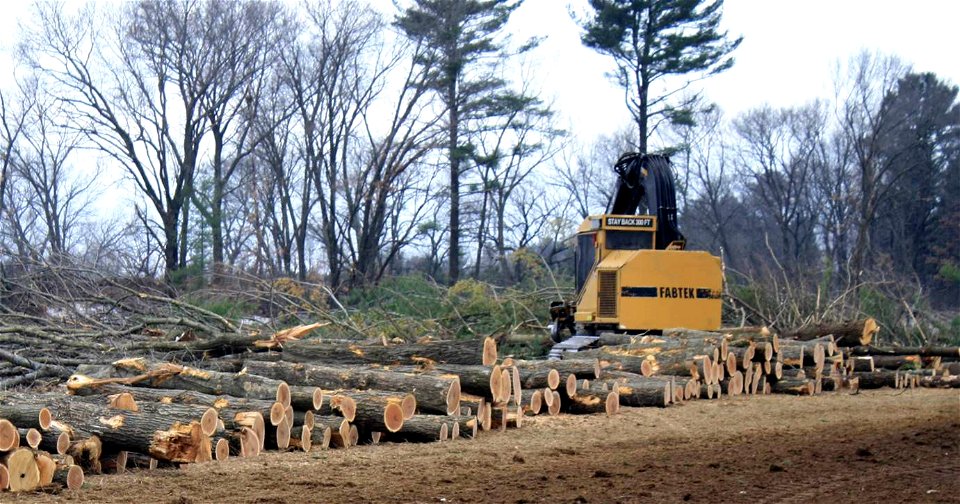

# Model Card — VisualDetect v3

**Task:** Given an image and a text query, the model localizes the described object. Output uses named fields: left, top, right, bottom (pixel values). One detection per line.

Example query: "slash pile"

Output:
left=0, top=318, right=957, bottom=495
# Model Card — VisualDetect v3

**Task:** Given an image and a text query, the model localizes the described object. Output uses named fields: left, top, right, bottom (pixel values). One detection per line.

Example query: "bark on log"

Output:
left=770, top=379, right=815, bottom=395
left=515, top=366, right=559, bottom=391
left=0, top=397, right=52, bottom=430
left=33, top=396, right=209, bottom=463
left=508, top=358, right=601, bottom=379
left=349, top=400, right=404, bottom=433
left=521, top=388, right=542, bottom=415
left=279, top=337, right=497, bottom=366
left=577, top=346, right=701, bottom=378
left=918, top=375, right=960, bottom=388
left=781, top=318, right=878, bottom=346
left=69, top=359, right=292, bottom=405
left=846, top=345, right=960, bottom=358
left=593, top=378, right=669, bottom=408
left=870, top=355, right=922, bottom=370
left=50, top=464, right=84, bottom=491
left=561, top=389, right=618, bottom=416
left=241, top=360, right=459, bottom=416
left=412, top=363, right=501, bottom=400
left=312, top=416, right=350, bottom=449
left=852, top=370, right=901, bottom=389
left=388, top=414, right=453, bottom=442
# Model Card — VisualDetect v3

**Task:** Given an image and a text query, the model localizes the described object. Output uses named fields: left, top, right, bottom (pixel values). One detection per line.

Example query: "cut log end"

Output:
left=548, top=390, right=561, bottom=416
left=489, top=364, right=503, bottom=399
left=6, top=447, right=40, bottom=492
left=276, top=382, right=292, bottom=408
left=511, top=366, right=522, bottom=406
left=334, top=396, right=358, bottom=423
left=439, top=422, right=448, bottom=442
left=56, top=432, right=70, bottom=455
left=451, top=421, right=460, bottom=440
left=303, top=410, right=316, bottom=432
left=200, top=408, right=219, bottom=437
left=109, top=392, right=139, bottom=412
left=605, top=391, right=619, bottom=416
left=215, top=438, right=230, bottom=461
left=275, top=422, right=291, bottom=450
left=299, top=426, right=312, bottom=452
left=370, top=431, right=381, bottom=445
left=312, top=388, right=324, bottom=411
left=348, top=425, right=359, bottom=447
left=0, top=463, right=7, bottom=491
left=640, top=358, right=653, bottom=377
left=565, top=373, right=578, bottom=398
left=446, top=378, right=462, bottom=415
left=529, top=389, right=543, bottom=415
left=547, top=368, right=561, bottom=390
left=482, top=337, right=498, bottom=366
left=36, top=452, right=56, bottom=485
left=269, top=402, right=286, bottom=427
left=401, top=393, right=417, bottom=420
left=499, top=368, right=512, bottom=403
left=321, top=426, right=332, bottom=450
left=67, top=464, right=84, bottom=490
left=725, top=352, right=736, bottom=376
left=25, top=428, right=42, bottom=449
left=39, top=407, right=53, bottom=430
left=240, top=427, right=260, bottom=458
left=862, top=318, right=879, bottom=345
left=0, top=419, right=19, bottom=451
left=384, top=402, right=405, bottom=433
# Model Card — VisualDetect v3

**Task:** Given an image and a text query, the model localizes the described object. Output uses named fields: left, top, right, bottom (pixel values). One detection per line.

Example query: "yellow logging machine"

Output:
left=548, top=153, right=722, bottom=357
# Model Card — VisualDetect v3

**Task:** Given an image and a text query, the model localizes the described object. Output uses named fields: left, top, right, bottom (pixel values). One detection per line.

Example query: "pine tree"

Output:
left=581, top=0, right=742, bottom=154
left=395, top=0, right=523, bottom=284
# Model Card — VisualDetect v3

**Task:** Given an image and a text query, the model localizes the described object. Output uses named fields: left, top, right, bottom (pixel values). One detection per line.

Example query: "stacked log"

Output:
left=1, top=322, right=956, bottom=496
left=558, top=320, right=934, bottom=403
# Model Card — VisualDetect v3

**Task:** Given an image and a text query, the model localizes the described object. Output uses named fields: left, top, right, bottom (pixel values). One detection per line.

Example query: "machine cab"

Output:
left=575, top=215, right=660, bottom=295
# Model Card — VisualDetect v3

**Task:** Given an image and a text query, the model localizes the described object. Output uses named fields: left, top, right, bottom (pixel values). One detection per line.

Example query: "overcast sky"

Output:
left=512, top=0, right=960, bottom=141
left=3, top=1, right=958, bottom=137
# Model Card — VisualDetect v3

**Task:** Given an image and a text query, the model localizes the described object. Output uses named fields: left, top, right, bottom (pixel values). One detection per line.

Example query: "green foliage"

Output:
left=190, top=298, right=256, bottom=319
left=169, top=261, right=206, bottom=291
left=341, top=274, right=555, bottom=343
left=580, top=0, right=742, bottom=150
left=946, top=317, right=960, bottom=345
left=938, top=262, right=960, bottom=284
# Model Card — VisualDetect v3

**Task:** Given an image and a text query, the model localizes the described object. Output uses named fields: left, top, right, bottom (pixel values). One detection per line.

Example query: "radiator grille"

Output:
left=597, top=270, right=618, bottom=318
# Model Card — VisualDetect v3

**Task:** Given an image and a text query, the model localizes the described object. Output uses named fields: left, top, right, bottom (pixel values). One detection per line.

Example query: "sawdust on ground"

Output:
left=9, top=388, right=960, bottom=504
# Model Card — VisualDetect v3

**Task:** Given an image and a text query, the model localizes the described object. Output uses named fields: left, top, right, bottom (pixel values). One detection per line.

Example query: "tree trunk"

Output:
left=846, top=345, right=960, bottom=358
left=280, top=336, right=497, bottom=366
left=506, top=358, right=601, bottom=379
left=241, top=360, right=460, bottom=416
left=869, top=354, right=922, bottom=370
left=590, top=377, right=669, bottom=408
left=35, top=396, right=209, bottom=463
left=68, top=360, right=290, bottom=405
left=781, top=318, right=878, bottom=347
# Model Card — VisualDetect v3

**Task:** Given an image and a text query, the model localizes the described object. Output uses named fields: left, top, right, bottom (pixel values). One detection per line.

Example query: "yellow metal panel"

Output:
left=576, top=249, right=722, bottom=331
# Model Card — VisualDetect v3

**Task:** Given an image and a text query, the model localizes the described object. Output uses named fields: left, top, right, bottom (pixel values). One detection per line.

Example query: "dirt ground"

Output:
left=9, top=388, right=960, bottom=504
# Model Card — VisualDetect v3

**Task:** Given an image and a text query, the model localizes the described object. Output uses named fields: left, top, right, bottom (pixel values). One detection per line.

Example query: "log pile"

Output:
left=0, top=318, right=957, bottom=495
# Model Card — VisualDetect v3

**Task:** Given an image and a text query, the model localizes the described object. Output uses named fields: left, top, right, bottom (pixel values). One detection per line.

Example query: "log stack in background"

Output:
left=1, top=319, right=957, bottom=495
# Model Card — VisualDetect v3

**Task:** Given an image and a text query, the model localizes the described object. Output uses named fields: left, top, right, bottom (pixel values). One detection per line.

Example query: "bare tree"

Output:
left=834, top=52, right=909, bottom=289
left=6, top=78, right=95, bottom=258
left=468, top=86, right=560, bottom=279
left=23, top=1, right=223, bottom=278
left=732, top=103, right=824, bottom=271
left=190, top=0, right=286, bottom=277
